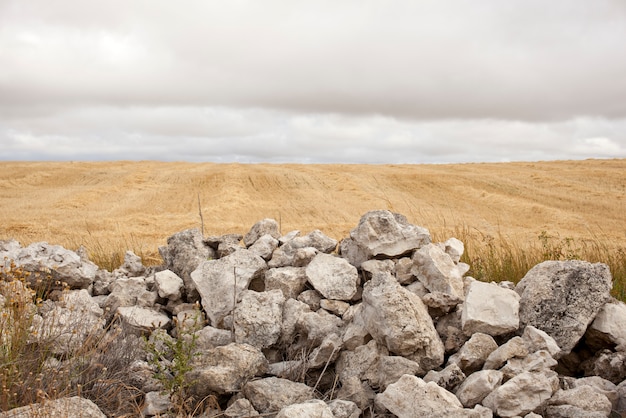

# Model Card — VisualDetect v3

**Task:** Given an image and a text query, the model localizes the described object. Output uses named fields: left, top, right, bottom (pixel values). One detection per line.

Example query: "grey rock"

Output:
left=423, top=363, right=466, bottom=392
left=142, top=391, right=172, bottom=416
left=0, top=396, right=106, bottom=418
left=234, top=289, right=284, bottom=349
left=395, top=257, right=416, bottom=284
left=412, top=243, right=465, bottom=299
left=223, top=398, right=260, bottom=417
left=566, top=376, right=618, bottom=410
left=194, top=325, right=234, bottom=349
left=501, top=350, right=558, bottom=380
left=377, top=355, right=424, bottom=390
left=582, top=349, right=626, bottom=384
left=248, top=233, right=279, bottom=260
left=280, top=298, right=312, bottom=346
left=361, top=271, right=444, bottom=372
left=276, top=400, right=334, bottom=418
left=296, top=308, right=343, bottom=347
left=154, top=269, right=184, bottom=301
left=336, top=340, right=385, bottom=386
left=342, top=303, right=370, bottom=350
left=482, top=370, right=559, bottom=417
left=186, top=343, right=268, bottom=396
left=483, top=336, right=529, bottom=370
left=190, top=249, right=267, bottom=327
left=543, top=385, right=612, bottom=418
left=375, top=375, right=464, bottom=417
left=423, top=291, right=463, bottom=318
left=269, top=230, right=337, bottom=268
left=462, top=280, right=520, bottom=336
left=455, top=370, right=503, bottom=408
left=349, top=210, right=431, bottom=260
left=448, top=332, right=498, bottom=374
left=116, top=306, right=170, bottom=336
left=118, top=250, right=145, bottom=276
left=335, top=376, right=376, bottom=411
left=244, top=218, right=280, bottom=247
left=444, top=237, right=465, bottom=263
left=328, top=399, right=361, bottom=418
left=265, top=267, right=308, bottom=300
left=243, top=377, right=315, bottom=414
left=587, top=300, right=626, bottom=348
left=305, top=253, right=359, bottom=300
left=516, top=260, right=613, bottom=356
left=319, top=299, right=350, bottom=316
left=307, top=333, right=343, bottom=369
left=297, top=289, right=322, bottom=311
left=522, top=325, right=561, bottom=357
left=158, top=228, right=214, bottom=301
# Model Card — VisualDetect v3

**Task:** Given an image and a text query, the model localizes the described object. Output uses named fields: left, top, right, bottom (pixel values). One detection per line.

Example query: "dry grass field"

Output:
left=1, top=159, right=625, bottom=295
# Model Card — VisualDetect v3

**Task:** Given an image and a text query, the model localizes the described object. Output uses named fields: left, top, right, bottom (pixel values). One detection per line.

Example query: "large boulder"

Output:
left=462, top=280, right=520, bottom=336
left=342, top=211, right=431, bottom=267
left=190, top=249, right=267, bottom=327
left=305, top=253, right=359, bottom=301
left=1, top=242, right=97, bottom=289
left=159, top=228, right=215, bottom=301
left=516, top=260, right=612, bottom=356
left=361, top=271, right=444, bottom=372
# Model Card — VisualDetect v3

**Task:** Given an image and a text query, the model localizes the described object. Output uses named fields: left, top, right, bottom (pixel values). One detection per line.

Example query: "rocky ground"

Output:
left=1, top=210, right=626, bottom=417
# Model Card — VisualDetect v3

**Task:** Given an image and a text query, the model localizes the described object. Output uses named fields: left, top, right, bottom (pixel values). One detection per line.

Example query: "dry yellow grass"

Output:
left=1, top=159, right=625, bottom=267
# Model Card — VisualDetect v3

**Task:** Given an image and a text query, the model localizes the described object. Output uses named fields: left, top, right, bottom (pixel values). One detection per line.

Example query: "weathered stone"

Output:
left=456, top=370, right=503, bottom=408
left=244, top=218, right=280, bottom=247
left=34, top=289, right=105, bottom=356
left=423, top=363, right=466, bottom=392
left=267, top=360, right=304, bottom=379
left=483, top=336, right=529, bottom=370
left=516, top=260, right=613, bottom=356
left=307, top=333, right=342, bottom=369
left=216, top=234, right=244, bottom=258
left=336, top=340, right=385, bottom=386
left=542, top=385, right=612, bottom=418
left=335, top=376, right=376, bottom=411
left=297, top=289, right=322, bottom=311
left=194, top=325, right=233, bottom=349
left=280, top=298, right=311, bottom=346
left=616, top=380, right=626, bottom=414
left=522, top=325, right=561, bottom=357
left=360, top=259, right=395, bottom=280
left=566, top=376, right=618, bottom=410
left=243, top=377, right=315, bottom=414
left=436, top=309, right=470, bottom=354
left=103, top=277, right=153, bottom=319
left=444, top=237, right=465, bottom=263
left=118, top=250, right=145, bottom=276
left=248, top=234, right=279, bottom=260
left=377, top=355, right=424, bottom=390
left=500, top=350, right=558, bottom=380
left=412, top=243, right=465, bottom=299
left=292, top=247, right=319, bottom=267
left=223, top=398, right=260, bottom=417
left=462, top=280, right=520, bottom=336
left=295, top=308, right=343, bottom=347
left=349, top=210, right=431, bottom=260
left=269, top=230, right=337, bottom=268
left=305, top=253, right=359, bottom=300
left=142, top=391, right=172, bottom=416
left=581, top=349, right=626, bottom=384
left=190, top=249, right=267, bottom=327
left=154, top=269, right=184, bottom=301
left=341, top=303, right=370, bottom=350
left=2, top=242, right=98, bottom=289
left=482, top=370, right=559, bottom=417
left=276, top=400, right=334, bottom=418
left=0, top=396, right=106, bottom=418
left=339, top=237, right=369, bottom=269
left=186, top=343, right=268, bottom=396
left=116, top=306, right=170, bottom=336
left=327, top=399, right=361, bottom=418
left=395, top=257, right=416, bottom=284
left=361, top=271, right=444, bottom=371
left=319, top=299, right=350, bottom=316
left=234, top=289, right=284, bottom=348
left=265, top=267, right=308, bottom=300
left=158, top=228, right=213, bottom=301
left=448, top=333, right=498, bottom=374
left=375, top=375, right=464, bottom=417
left=587, top=300, right=626, bottom=348
left=423, top=291, right=463, bottom=318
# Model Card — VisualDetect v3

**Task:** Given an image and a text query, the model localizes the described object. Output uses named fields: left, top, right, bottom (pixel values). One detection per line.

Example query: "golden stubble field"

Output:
left=1, top=159, right=625, bottom=267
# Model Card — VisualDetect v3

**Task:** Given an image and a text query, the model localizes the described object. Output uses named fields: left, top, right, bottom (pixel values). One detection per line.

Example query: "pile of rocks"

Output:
left=2, top=210, right=626, bottom=417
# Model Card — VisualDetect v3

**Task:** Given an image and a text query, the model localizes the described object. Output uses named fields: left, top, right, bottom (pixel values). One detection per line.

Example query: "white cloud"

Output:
left=1, top=1, right=626, bottom=162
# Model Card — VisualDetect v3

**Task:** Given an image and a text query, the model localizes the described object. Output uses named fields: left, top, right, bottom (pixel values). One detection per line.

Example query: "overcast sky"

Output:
left=1, top=0, right=626, bottom=163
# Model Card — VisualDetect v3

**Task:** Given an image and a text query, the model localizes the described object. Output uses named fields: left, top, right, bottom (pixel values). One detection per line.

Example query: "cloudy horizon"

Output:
left=1, top=1, right=626, bottom=163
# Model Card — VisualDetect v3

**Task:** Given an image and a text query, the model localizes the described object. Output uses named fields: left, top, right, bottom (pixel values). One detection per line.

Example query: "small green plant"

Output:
left=144, top=310, right=205, bottom=415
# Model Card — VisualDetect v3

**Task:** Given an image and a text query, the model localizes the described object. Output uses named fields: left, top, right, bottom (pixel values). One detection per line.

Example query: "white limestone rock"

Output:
left=455, top=370, right=503, bottom=408
left=412, top=243, right=465, bottom=299
left=234, top=289, right=285, bottom=349
left=462, top=280, right=520, bottom=336
left=305, top=253, right=359, bottom=301
left=154, top=269, right=184, bottom=301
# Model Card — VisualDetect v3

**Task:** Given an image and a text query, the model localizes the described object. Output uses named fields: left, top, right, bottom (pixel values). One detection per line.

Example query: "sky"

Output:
left=1, top=0, right=626, bottom=164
